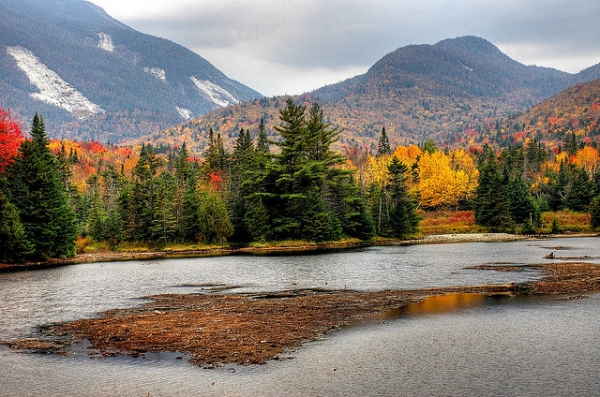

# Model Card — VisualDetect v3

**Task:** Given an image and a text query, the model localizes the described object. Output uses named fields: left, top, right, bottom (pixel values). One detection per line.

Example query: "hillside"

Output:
left=0, top=0, right=261, bottom=142
left=131, top=36, right=600, bottom=155
left=502, top=79, right=600, bottom=147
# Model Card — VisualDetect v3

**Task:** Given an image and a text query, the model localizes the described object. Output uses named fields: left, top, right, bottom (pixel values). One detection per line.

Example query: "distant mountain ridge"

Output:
left=0, top=0, right=261, bottom=141
left=137, top=36, right=600, bottom=155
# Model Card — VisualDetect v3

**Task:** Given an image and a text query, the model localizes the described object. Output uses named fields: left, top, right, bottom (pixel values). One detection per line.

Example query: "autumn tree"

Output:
left=0, top=108, right=25, bottom=174
left=416, top=150, right=473, bottom=209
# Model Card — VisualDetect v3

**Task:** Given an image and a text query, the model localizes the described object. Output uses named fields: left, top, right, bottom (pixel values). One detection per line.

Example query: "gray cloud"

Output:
left=101, top=0, right=600, bottom=95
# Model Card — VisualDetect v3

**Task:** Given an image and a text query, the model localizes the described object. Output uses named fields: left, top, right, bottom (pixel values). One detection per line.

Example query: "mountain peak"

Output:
left=434, top=36, right=501, bottom=55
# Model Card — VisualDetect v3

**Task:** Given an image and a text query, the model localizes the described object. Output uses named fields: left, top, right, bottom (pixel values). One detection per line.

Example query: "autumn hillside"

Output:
left=124, top=37, right=600, bottom=156
left=505, top=79, right=600, bottom=148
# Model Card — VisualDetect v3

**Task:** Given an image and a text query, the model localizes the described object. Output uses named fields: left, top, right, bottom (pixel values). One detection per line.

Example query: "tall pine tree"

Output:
left=7, top=114, right=77, bottom=259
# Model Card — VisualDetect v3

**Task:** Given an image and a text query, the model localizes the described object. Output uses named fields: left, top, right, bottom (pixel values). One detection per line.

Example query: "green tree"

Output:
left=387, top=157, right=420, bottom=237
left=0, top=184, right=33, bottom=262
left=127, top=144, right=163, bottom=241
left=590, top=195, right=600, bottom=229
left=566, top=166, right=593, bottom=212
left=198, top=189, right=233, bottom=243
left=473, top=151, right=513, bottom=231
left=508, top=172, right=539, bottom=225
left=244, top=195, right=271, bottom=242
left=377, top=127, right=391, bottom=156
left=204, top=128, right=228, bottom=174
left=7, top=114, right=77, bottom=259
left=256, top=118, right=270, bottom=155
left=228, top=128, right=255, bottom=241
left=151, top=172, right=178, bottom=246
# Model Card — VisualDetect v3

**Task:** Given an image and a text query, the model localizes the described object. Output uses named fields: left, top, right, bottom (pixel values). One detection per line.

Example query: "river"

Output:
left=1, top=237, right=599, bottom=396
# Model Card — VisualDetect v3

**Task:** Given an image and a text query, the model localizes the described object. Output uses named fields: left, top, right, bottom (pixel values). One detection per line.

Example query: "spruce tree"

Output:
left=198, top=190, right=233, bottom=244
left=566, top=166, right=594, bottom=212
left=590, top=195, right=600, bottom=229
left=0, top=184, right=33, bottom=262
left=7, top=114, right=77, bottom=259
left=508, top=173, right=538, bottom=225
left=387, top=157, right=420, bottom=237
left=228, top=128, right=255, bottom=241
left=128, top=144, right=163, bottom=241
left=377, top=127, right=391, bottom=156
left=256, top=118, right=270, bottom=155
left=473, top=152, right=513, bottom=231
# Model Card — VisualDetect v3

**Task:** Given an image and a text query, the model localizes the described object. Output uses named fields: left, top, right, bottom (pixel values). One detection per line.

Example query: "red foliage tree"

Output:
left=0, top=108, right=25, bottom=174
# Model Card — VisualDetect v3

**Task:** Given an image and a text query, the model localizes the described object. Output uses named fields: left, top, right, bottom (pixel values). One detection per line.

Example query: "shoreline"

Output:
left=1, top=232, right=597, bottom=272
left=5, top=261, right=600, bottom=367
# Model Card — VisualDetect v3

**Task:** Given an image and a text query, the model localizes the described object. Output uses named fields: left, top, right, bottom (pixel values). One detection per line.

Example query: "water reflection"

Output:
left=371, top=293, right=508, bottom=322
left=405, top=292, right=487, bottom=315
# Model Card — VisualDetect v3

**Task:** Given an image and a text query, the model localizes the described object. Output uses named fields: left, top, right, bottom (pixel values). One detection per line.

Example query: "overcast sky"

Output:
left=88, top=0, right=600, bottom=97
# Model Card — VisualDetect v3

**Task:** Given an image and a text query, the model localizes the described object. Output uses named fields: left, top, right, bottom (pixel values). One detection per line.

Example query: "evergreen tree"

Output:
left=368, top=183, right=393, bottom=236
left=204, top=128, right=228, bottom=174
left=228, top=128, right=255, bottom=241
left=103, top=204, right=123, bottom=249
left=565, top=166, right=593, bottom=212
left=0, top=183, right=33, bottom=262
left=473, top=152, right=513, bottom=231
left=7, top=114, right=77, bottom=259
left=508, top=173, right=539, bottom=225
left=267, top=99, right=309, bottom=239
left=387, top=157, right=420, bottom=237
left=128, top=144, right=163, bottom=241
left=421, top=139, right=437, bottom=154
left=377, top=127, right=392, bottom=156
left=593, top=171, right=600, bottom=196
left=151, top=172, right=178, bottom=246
left=266, top=99, right=372, bottom=241
left=256, top=118, right=270, bottom=154
left=198, top=189, right=233, bottom=243
left=87, top=187, right=107, bottom=241
left=244, top=195, right=270, bottom=242
left=590, top=195, right=600, bottom=229
left=548, top=161, right=570, bottom=210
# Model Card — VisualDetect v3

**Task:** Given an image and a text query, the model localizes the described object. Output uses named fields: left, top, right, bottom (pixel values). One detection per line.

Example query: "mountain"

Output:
left=134, top=36, right=600, bottom=155
left=0, top=0, right=261, bottom=141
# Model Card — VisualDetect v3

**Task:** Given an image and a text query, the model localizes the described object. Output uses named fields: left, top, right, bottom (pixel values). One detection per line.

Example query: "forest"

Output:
left=1, top=100, right=600, bottom=263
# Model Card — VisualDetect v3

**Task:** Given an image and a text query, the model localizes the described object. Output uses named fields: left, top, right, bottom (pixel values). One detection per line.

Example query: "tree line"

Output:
left=1, top=100, right=599, bottom=263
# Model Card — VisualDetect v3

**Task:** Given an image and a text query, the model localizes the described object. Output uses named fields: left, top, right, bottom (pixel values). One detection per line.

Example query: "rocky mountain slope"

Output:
left=0, top=0, right=261, bottom=141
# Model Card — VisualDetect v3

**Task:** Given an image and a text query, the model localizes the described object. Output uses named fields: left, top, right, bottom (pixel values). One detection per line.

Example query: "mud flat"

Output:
left=5, top=261, right=600, bottom=367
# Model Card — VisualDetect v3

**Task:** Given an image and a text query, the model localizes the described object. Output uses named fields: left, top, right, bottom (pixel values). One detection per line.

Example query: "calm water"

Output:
left=1, top=237, right=599, bottom=396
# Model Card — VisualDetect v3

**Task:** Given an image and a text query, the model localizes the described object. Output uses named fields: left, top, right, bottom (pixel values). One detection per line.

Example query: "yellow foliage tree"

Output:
left=416, top=150, right=477, bottom=209
left=364, top=154, right=392, bottom=187
left=572, top=146, right=599, bottom=174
